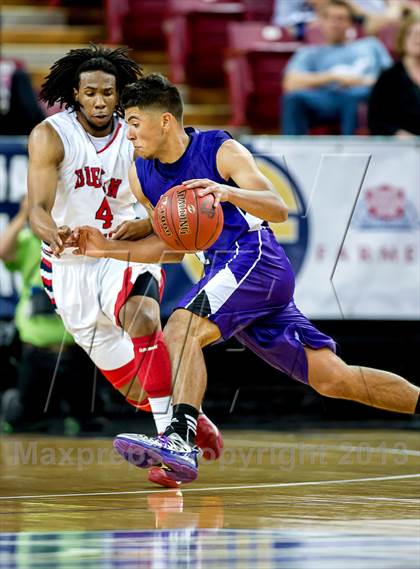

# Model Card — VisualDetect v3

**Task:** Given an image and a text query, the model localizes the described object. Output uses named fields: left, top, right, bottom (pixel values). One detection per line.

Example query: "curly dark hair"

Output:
left=121, top=73, right=183, bottom=121
left=40, top=44, right=143, bottom=115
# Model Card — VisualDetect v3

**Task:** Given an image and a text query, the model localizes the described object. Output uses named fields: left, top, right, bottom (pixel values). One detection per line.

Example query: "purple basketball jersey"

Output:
left=135, top=127, right=268, bottom=266
left=135, top=127, right=337, bottom=384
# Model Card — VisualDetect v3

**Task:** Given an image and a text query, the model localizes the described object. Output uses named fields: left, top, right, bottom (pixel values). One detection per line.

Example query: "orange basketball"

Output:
left=153, top=185, right=224, bottom=252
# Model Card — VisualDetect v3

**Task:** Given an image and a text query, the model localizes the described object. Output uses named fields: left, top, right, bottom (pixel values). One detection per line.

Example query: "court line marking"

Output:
left=1, top=473, right=419, bottom=501
left=227, top=439, right=420, bottom=456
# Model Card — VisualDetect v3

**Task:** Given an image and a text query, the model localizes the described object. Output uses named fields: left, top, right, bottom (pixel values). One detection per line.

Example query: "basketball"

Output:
left=153, top=185, right=224, bottom=251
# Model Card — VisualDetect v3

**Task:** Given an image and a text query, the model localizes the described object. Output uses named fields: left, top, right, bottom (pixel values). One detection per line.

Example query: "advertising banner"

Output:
left=0, top=137, right=27, bottom=318
left=1, top=136, right=418, bottom=320
left=242, top=136, right=420, bottom=320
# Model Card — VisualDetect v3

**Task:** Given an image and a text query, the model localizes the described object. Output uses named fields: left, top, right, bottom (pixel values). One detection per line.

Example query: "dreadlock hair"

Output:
left=40, top=44, right=143, bottom=115
left=121, top=74, right=184, bottom=122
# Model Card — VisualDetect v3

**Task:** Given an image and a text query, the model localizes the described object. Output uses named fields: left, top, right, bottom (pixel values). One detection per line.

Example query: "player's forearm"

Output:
left=133, top=218, right=153, bottom=239
left=29, top=205, right=58, bottom=244
left=104, top=233, right=184, bottom=264
left=112, top=217, right=153, bottom=240
left=227, top=188, right=288, bottom=223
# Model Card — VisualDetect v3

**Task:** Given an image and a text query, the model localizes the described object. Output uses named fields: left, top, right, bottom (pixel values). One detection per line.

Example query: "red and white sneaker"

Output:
left=148, top=465, right=182, bottom=488
left=196, top=413, right=223, bottom=461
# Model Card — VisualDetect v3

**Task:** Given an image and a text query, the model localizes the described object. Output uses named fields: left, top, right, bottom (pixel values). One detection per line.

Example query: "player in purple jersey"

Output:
left=73, top=74, right=420, bottom=483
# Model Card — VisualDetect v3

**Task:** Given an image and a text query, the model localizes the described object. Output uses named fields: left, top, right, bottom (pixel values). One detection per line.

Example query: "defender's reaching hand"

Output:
left=72, top=226, right=109, bottom=258
left=110, top=218, right=152, bottom=241
left=50, top=225, right=73, bottom=257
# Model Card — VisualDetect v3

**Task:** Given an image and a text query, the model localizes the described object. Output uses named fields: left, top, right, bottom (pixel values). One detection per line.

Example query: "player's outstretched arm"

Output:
left=73, top=226, right=184, bottom=264
left=111, top=164, right=154, bottom=241
left=183, top=139, right=288, bottom=223
left=28, top=122, right=72, bottom=256
left=111, top=218, right=153, bottom=241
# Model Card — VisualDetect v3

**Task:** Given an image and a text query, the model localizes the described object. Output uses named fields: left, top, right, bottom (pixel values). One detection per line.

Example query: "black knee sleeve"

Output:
left=128, top=272, right=160, bottom=303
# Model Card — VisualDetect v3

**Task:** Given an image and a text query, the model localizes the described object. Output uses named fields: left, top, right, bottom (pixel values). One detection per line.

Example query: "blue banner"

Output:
left=0, top=137, right=28, bottom=319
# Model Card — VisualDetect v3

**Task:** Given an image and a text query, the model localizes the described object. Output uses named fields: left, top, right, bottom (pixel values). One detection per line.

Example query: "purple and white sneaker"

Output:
left=113, top=432, right=200, bottom=483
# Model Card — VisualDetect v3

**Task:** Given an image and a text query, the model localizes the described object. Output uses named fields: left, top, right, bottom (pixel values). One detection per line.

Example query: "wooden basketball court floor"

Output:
left=0, top=429, right=419, bottom=568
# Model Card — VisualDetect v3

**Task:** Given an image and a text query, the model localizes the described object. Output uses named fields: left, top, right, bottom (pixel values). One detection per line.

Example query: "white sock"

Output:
left=149, top=396, right=173, bottom=434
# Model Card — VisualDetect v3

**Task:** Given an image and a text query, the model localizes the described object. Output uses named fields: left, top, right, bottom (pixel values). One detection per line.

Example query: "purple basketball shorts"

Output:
left=176, top=228, right=336, bottom=384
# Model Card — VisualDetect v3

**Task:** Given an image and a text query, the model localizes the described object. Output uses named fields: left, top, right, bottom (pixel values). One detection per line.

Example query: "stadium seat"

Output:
left=225, top=22, right=300, bottom=130
left=123, top=0, right=168, bottom=51
left=164, top=0, right=245, bottom=86
left=376, top=21, right=399, bottom=60
left=242, top=0, right=275, bottom=22
left=106, top=0, right=130, bottom=44
left=106, top=0, right=167, bottom=50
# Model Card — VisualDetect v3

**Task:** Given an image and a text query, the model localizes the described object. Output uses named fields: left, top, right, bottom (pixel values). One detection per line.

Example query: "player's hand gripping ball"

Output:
left=153, top=185, right=224, bottom=252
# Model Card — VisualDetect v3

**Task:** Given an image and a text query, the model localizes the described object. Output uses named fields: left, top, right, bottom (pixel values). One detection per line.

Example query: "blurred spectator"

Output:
left=273, top=0, right=331, bottom=37
left=281, top=0, right=392, bottom=135
left=0, top=198, right=99, bottom=433
left=368, top=14, right=420, bottom=137
left=0, top=58, right=45, bottom=135
left=273, top=0, right=417, bottom=39
left=350, top=1, right=418, bottom=35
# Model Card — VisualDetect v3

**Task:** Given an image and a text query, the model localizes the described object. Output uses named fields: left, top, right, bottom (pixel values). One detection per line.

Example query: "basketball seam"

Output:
left=194, top=190, right=200, bottom=251
left=170, top=190, right=185, bottom=250
left=164, top=190, right=183, bottom=251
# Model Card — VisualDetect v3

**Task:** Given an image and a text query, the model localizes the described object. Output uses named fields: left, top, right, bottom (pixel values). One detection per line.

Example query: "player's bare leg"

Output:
left=113, top=310, right=221, bottom=483
left=120, top=295, right=160, bottom=339
left=113, top=307, right=223, bottom=485
left=121, top=300, right=224, bottom=446
left=114, top=293, right=177, bottom=485
left=306, top=347, right=420, bottom=414
left=164, top=309, right=221, bottom=408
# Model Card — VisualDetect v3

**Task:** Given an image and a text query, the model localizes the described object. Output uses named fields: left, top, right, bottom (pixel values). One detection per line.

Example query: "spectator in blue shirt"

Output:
left=273, top=0, right=417, bottom=38
left=281, top=0, right=392, bottom=135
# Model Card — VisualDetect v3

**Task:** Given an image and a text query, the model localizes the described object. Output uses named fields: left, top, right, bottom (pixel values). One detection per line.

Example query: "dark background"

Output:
left=57, top=319, right=419, bottom=435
